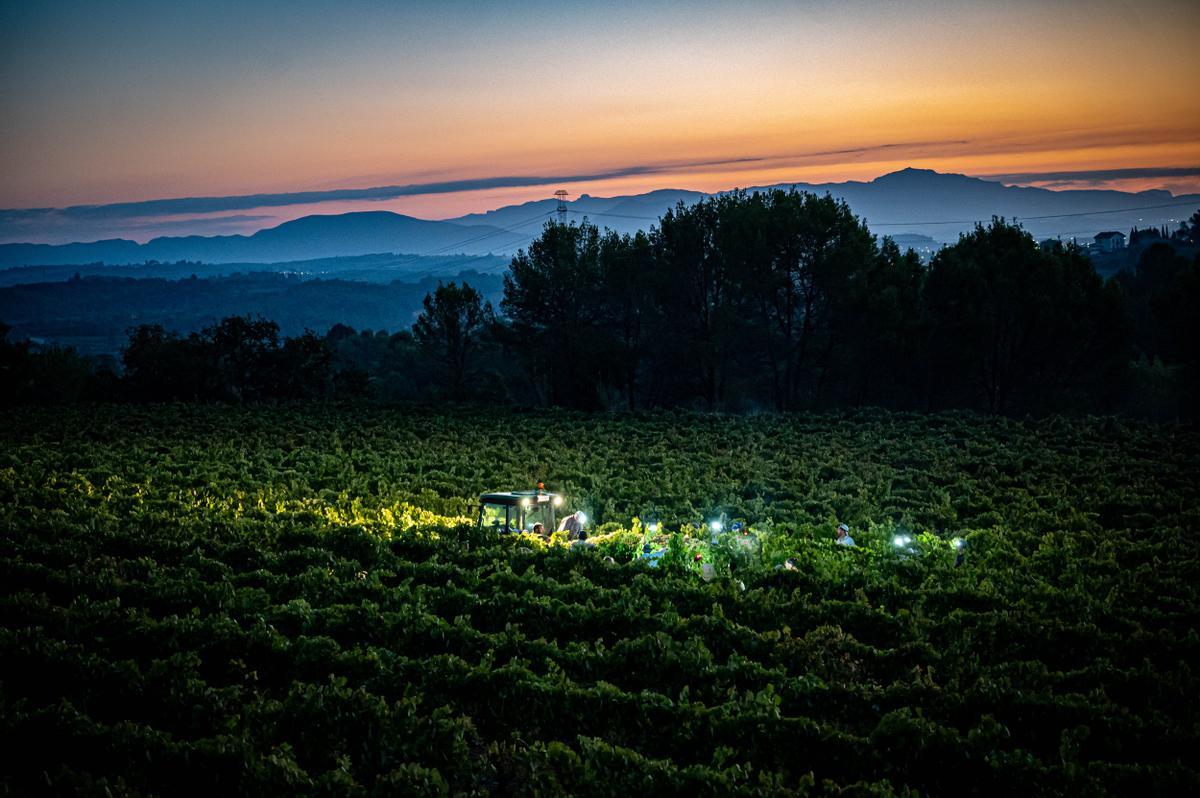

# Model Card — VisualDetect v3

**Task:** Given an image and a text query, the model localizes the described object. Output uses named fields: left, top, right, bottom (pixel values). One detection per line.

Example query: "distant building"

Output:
left=1093, top=231, right=1126, bottom=253
left=1039, top=238, right=1063, bottom=253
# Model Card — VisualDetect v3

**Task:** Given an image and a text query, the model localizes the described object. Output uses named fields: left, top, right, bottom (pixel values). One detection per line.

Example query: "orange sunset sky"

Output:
left=1, top=0, right=1198, bottom=241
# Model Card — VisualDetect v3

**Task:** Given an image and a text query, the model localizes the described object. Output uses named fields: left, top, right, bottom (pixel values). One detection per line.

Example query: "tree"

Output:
left=502, top=221, right=606, bottom=408
left=202, top=316, right=282, bottom=401
left=1116, top=243, right=1191, bottom=361
left=1116, top=245, right=1200, bottom=415
left=1, top=322, right=102, bottom=404
left=924, top=219, right=1128, bottom=414
left=835, top=237, right=926, bottom=407
left=724, top=190, right=877, bottom=410
left=651, top=197, right=736, bottom=408
left=413, top=281, right=493, bottom=401
left=597, top=229, right=655, bottom=409
left=1176, top=209, right=1200, bottom=246
left=122, top=324, right=203, bottom=401
left=277, top=330, right=334, bottom=399
left=123, top=316, right=333, bottom=402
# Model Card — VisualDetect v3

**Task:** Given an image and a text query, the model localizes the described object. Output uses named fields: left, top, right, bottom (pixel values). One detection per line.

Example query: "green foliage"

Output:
left=122, top=315, right=334, bottom=402
left=412, top=281, right=495, bottom=401
left=925, top=219, right=1130, bottom=414
left=1, top=405, right=1198, bottom=795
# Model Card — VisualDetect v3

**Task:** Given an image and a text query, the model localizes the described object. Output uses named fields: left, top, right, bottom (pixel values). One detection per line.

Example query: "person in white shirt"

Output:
left=836, top=523, right=856, bottom=547
left=557, top=511, right=586, bottom=541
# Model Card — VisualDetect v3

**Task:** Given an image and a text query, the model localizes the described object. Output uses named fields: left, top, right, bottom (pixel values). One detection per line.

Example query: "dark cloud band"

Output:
left=983, top=166, right=1200, bottom=184
left=0, top=140, right=975, bottom=227
left=0, top=161, right=759, bottom=225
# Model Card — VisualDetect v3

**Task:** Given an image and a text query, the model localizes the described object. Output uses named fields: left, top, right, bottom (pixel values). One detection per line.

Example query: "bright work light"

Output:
left=552, top=495, right=562, bottom=506
left=952, top=537, right=965, bottom=550
left=710, top=520, right=723, bottom=532
left=648, top=522, right=659, bottom=533
left=521, top=497, right=530, bottom=507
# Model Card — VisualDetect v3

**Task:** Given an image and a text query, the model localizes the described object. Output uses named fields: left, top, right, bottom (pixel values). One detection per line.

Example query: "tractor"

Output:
left=477, top=483, right=563, bottom=534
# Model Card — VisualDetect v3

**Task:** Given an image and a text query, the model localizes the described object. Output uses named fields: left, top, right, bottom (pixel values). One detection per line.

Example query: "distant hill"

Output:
left=451, top=168, right=1200, bottom=244
left=0, top=211, right=536, bottom=268
left=0, top=270, right=506, bottom=356
left=4, top=170, right=1198, bottom=267
left=449, top=188, right=706, bottom=232
left=744, top=168, right=1200, bottom=243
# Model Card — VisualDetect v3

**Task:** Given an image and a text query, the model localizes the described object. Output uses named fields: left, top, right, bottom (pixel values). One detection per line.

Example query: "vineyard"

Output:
left=2, top=405, right=1198, bottom=796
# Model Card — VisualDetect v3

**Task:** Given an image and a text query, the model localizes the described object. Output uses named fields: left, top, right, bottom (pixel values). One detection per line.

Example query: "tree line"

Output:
left=3, top=192, right=1197, bottom=417
left=425, top=193, right=1197, bottom=416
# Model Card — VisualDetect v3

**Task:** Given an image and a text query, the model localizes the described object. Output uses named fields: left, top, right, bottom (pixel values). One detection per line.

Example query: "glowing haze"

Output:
left=2, top=0, right=1198, bottom=242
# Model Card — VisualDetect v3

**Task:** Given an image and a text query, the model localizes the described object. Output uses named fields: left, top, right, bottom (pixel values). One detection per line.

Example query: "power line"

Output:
left=411, top=211, right=552, bottom=258
left=416, top=214, right=552, bottom=278
left=1018, top=200, right=1198, bottom=221
left=872, top=200, right=1199, bottom=226
left=566, top=208, right=658, bottom=221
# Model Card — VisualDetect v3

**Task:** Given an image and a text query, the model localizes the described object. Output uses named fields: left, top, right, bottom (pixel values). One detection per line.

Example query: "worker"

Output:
left=836, top=523, right=856, bottom=546
left=641, top=543, right=667, bottom=567
left=531, top=522, right=546, bottom=539
left=557, top=511, right=585, bottom=541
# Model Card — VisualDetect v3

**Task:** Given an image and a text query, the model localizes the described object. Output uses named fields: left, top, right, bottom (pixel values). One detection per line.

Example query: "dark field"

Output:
left=2, top=406, right=1198, bottom=795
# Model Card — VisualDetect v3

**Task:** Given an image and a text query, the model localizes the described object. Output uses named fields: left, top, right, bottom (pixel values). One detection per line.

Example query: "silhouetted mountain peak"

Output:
left=264, top=211, right=427, bottom=234
left=873, top=167, right=976, bottom=185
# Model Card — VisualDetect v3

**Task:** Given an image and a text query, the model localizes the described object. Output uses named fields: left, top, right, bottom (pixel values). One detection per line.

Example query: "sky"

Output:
left=2, top=0, right=1199, bottom=243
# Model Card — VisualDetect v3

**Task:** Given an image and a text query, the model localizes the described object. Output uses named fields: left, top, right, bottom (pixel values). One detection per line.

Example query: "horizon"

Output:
left=3, top=1, right=1199, bottom=244
left=3, top=165, right=1198, bottom=247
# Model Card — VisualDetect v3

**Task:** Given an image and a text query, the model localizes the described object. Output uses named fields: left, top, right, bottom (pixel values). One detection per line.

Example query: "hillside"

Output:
left=0, top=271, right=505, bottom=356
left=0, top=212, right=536, bottom=267
left=4, top=170, right=1196, bottom=267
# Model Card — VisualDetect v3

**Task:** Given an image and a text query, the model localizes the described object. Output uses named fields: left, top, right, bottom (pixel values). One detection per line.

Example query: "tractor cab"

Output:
left=477, top=484, right=562, bottom=534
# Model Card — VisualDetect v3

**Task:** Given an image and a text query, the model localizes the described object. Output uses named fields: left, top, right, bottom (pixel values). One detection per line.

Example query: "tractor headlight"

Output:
left=521, top=498, right=530, bottom=507
left=710, top=520, right=723, bottom=532
left=552, top=495, right=562, bottom=506
left=893, top=535, right=905, bottom=547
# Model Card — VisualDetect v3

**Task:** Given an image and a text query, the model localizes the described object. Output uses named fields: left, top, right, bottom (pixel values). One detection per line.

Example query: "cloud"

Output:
left=981, top=166, right=1200, bottom=185
left=1, top=140, right=973, bottom=226
left=0, top=160, right=764, bottom=225
left=112, top=214, right=276, bottom=234
left=0, top=138, right=983, bottom=243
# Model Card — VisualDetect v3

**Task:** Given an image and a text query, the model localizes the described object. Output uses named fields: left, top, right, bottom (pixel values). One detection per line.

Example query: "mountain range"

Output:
left=2, top=169, right=1196, bottom=268
left=0, top=212, right=532, bottom=268
left=451, top=169, right=1200, bottom=242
